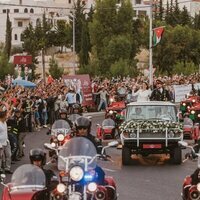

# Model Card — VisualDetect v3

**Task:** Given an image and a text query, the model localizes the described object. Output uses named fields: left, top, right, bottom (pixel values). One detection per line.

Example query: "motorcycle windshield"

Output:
left=10, top=164, right=46, bottom=190
left=102, top=119, right=115, bottom=127
left=68, top=114, right=81, bottom=123
left=58, top=137, right=97, bottom=171
left=51, top=119, right=71, bottom=135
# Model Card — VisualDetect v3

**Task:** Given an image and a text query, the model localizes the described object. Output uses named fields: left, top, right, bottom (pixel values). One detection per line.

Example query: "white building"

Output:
left=0, top=0, right=93, bottom=47
left=131, top=0, right=200, bottom=18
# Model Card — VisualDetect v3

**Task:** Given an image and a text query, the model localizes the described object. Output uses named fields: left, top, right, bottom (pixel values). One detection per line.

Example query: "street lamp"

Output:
left=72, top=9, right=76, bottom=75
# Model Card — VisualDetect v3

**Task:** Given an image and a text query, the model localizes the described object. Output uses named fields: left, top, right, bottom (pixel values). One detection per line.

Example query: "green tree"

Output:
left=49, top=58, right=64, bottom=79
left=180, top=6, right=191, bottom=26
left=89, top=0, right=138, bottom=75
left=79, top=20, right=90, bottom=67
left=158, top=0, right=164, bottom=21
left=193, top=12, right=200, bottom=30
left=4, top=12, right=12, bottom=59
left=0, top=48, right=14, bottom=80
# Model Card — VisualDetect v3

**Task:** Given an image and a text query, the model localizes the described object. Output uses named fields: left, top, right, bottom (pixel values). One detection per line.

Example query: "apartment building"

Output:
left=0, top=0, right=93, bottom=46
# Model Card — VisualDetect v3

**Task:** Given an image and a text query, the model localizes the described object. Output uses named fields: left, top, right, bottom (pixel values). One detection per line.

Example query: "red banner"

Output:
left=63, top=74, right=94, bottom=107
left=13, top=55, right=32, bottom=64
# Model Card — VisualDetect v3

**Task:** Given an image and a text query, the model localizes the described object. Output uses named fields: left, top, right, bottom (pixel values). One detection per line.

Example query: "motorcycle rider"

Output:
left=29, top=148, right=58, bottom=198
left=59, top=109, right=73, bottom=128
left=74, top=116, right=105, bottom=185
left=72, top=103, right=82, bottom=115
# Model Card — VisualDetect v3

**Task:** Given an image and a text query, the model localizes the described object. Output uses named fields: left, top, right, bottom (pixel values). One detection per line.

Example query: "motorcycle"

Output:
left=179, top=141, right=200, bottom=200
left=97, top=118, right=116, bottom=140
left=46, top=119, right=72, bottom=162
left=48, top=137, right=118, bottom=200
left=1, top=164, right=47, bottom=200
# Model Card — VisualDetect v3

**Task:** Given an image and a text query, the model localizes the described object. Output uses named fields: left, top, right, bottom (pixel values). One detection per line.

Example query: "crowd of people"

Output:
left=0, top=72, right=200, bottom=174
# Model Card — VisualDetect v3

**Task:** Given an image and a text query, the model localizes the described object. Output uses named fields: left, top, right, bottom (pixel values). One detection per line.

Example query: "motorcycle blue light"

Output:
left=84, top=173, right=94, bottom=182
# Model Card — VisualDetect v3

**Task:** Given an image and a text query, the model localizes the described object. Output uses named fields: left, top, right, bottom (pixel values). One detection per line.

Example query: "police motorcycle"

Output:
left=46, top=119, right=72, bottom=163
left=1, top=164, right=48, bottom=200
left=96, top=118, right=116, bottom=140
left=179, top=141, right=200, bottom=200
left=48, top=137, right=118, bottom=200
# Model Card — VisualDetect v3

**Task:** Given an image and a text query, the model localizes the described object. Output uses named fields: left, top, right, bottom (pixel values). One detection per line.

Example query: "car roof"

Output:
left=127, top=101, right=175, bottom=106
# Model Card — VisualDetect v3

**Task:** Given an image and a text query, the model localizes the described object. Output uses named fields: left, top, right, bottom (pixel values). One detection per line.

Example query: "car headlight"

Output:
left=191, top=110, right=195, bottom=114
left=57, top=134, right=65, bottom=142
left=87, top=182, right=97, bottom=192
left=197, top=183, right=200, bottom=192
left=168, top=131, right=175, bottom=138
left=69, top=166, right=84, bottom=181
left=130, top=132, right=137, bottom=138
left=57, top=183, right=66, bottom=193
left=51, top=142, right=56, bottom=148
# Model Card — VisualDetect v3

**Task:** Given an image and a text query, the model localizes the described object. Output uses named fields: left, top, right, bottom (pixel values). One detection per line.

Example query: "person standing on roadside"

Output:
left=96, top=87, right=109, bottom=111
left=0, top=103, right=12, bottom=174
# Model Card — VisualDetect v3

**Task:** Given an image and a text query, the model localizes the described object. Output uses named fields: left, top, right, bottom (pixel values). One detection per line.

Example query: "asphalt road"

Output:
left=0, top=113, right=197, bottom=200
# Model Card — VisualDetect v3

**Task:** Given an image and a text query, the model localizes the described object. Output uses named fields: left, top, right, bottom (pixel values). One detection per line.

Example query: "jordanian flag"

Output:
left=152, top=26, right=165, bottom=47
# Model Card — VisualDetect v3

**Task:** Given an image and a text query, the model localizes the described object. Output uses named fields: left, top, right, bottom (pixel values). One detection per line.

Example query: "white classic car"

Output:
left=120, top=101, right=183, bottom=165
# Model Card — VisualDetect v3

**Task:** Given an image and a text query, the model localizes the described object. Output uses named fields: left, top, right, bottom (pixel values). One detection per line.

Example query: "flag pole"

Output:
left=149, top=1, right=153, bottom=86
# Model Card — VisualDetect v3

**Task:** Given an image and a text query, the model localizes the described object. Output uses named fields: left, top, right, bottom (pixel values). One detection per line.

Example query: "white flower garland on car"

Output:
left=119, top=120, right=183, bottom=133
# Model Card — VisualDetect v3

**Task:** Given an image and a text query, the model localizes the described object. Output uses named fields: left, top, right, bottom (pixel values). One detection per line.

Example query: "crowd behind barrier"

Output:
left=0, top=73, right=200, bottom=170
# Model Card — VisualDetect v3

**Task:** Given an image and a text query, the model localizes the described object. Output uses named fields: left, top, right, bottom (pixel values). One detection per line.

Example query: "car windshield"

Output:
left=51, top=119, right=71, bottom=135
left=126, top=105, right=177, bottom=121
left=10, top=164, right=46, bottom=191
left=102, top=119, right=115, bottom=127
left=58, top=137, right=97, bottom=171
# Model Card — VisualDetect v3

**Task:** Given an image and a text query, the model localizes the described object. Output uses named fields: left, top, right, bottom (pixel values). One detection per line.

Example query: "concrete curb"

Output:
left=83, top=111, right=105, bottom=117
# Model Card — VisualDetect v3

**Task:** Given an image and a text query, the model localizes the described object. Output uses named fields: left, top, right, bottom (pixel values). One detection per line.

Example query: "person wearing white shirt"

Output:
left=132, top=82, right=151, bottom=102
left=0, top=103, right=12, bottom=174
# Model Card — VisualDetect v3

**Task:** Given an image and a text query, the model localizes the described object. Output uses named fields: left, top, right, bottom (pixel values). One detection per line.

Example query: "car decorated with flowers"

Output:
left=119, top=101, right=183, bottom=165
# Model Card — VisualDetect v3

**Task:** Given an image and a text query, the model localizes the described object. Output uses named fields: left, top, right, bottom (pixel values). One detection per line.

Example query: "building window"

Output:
left=3, top=9, right=10, bottom=13
left=19, top=0, right=22, bottom=5
left=14, top=9, right=19, bottom=13
left=136, top=0, right=141, bottom=4
left=18, top=21, right=23, bottom=27
left=14, top=34, right=18, bottom=41
left=68, top=0, right=71, bottom=4
left=30, top=8, right=34, bottom=13
left=3, top=9, right=6, bottom=13
left=36, top=18, right=41, bottom=25
left=82, top=0, right=85, bottom=5
left=24, top=8, right=28, bottom=13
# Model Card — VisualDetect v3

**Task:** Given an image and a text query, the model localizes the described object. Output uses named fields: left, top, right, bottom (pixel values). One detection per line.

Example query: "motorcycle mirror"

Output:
left=178, top=141, right=188, bottom=147
left=108, top=141, right=118, bottom=147
left=0, top=174, right=6, bottom=182
left=44, top=143, right=55, bottom=150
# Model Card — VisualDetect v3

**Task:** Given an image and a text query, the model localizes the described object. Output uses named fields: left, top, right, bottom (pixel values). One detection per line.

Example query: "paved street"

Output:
left=0, top=113, right=197, bottom=200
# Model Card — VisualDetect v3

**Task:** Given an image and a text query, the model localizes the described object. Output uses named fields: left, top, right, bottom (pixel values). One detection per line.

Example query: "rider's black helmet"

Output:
left=75, top=116, right=91, bottom=133
left=59, top=109, right=68, bottom=119
left=29, top=148, right=46, bottom=166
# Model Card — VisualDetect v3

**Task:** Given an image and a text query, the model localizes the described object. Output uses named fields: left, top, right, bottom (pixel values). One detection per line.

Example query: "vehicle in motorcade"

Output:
left=46, top=137, right=118, bottom=200
left=1, top=164, right=47, bottom=200
left=179, top=141, right=200, bottom=200
left=119, top=101, right=183, bottom=165
left=46, top=119, right=72, bottom=162
left=180, top=95, right=200, bottom=119
left=96, top=118, right=116, bottom=140
left=183, top=123, right=199, bottom=143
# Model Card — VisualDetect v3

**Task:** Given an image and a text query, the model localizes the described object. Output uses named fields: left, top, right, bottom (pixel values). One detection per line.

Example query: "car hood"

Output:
left=119, top=119, right=182, bottom=131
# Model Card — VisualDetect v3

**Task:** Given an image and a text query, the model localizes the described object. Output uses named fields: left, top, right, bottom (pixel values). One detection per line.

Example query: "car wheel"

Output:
left=170, top=146, right=182, bottom=165
left=122, top=146, right=131, bottom=165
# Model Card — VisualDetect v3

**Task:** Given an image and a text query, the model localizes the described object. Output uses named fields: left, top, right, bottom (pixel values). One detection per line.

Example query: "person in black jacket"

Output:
left=29, top=148, right=58, bottom=199
left=74, top=116, right=105, bottom=185
left=150, top=79, right=171, bottom=101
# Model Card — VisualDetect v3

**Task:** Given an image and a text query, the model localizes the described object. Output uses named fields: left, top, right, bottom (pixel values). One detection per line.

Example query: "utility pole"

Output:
left=149, top=1, right=153, bottom=86
left=41, top=48, right=46, bottom=83
left=72, top=9, right=76, bottom=75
